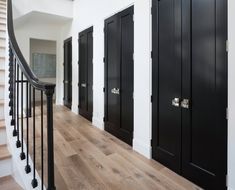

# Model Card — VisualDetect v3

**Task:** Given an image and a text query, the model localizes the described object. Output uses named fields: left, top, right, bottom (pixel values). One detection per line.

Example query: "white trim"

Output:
left=133, top=138, right=151, bottom=159
left=92, top=116, right=104, bottom=130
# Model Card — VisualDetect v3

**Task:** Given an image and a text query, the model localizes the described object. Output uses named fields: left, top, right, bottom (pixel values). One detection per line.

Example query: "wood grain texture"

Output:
left=0, top=176, right=22, bottom=190
left=0, top=145, right=11, bottom=160
left=25, top=105, right=202, bottom=190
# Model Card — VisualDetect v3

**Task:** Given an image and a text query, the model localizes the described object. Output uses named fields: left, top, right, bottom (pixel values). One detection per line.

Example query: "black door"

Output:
left=104, top=6, right=134, bottom=146
left=79, top=27, right=93, bottom=121
left=63, top=37, right=72, bottom=109
left=152, top=0, right=227, bottom=189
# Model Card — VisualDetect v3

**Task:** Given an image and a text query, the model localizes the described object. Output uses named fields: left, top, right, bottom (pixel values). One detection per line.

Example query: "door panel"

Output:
left=120, top=8, right=134, bottom=140
left=181, top=0, right=227, bottom=189
left=79, top=27, right=93, bottom=121
left=63, top=38, right=72, bottom=109
left=105, top=6, right=134, bottom=145
left=79, top=34, right=87, bottom=113
left=87, top=30, right=93, bottom=115
left=152, top=0, right=227, bottom=189
left=152, top=0, right=182, bottom=173
left=105, top=15, right=121, bottom=131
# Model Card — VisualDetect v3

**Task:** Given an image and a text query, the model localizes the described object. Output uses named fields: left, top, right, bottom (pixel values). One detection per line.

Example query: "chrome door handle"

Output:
left=181, top=99, right=190, bottom=109
left=111, top=88, right=120, bottom=95
left=81, top=83, right=86, bottom=88
left=172, top=98, right=180, bottom=107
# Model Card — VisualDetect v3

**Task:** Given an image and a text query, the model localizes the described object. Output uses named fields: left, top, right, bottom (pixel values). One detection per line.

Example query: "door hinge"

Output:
left=226, top=40, right=229, bottom=52
left=103, top=27, right=106, bottom=33
left=103, top=57, right=105, bottom=63
left=151, top=139, right=153, bottom=146
left=151, top=95, right=153, bottom=103
left=78, top=61, right=79, bottom=65
left=226, top=175, right=228, bottom=187
left=103, top=87, right=105, bottom=92
left=226, top=108, right=229, bottom=120
left=151, top=51, right=153, bottom=59
left=103, top=117, right=106, bottom=122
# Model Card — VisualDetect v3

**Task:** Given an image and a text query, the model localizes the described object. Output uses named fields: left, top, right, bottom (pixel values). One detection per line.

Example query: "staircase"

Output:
left=0, top=0, right=22, bottom=189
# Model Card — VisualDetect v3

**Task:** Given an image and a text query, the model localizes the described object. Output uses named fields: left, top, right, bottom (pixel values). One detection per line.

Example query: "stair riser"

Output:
left=0, top=13, right=5, bottom=18
left=0, top=24, right=6, bottom=30
left=0, top=62, right=5, bottom=70
left=0, top=48, right=5, bottom=57
left=0, top=38, right=5, bottom=44
left=0, top=105, right=4, bottom=120
left=0, top=159, right=12, bottom=178
left=0, top=86, right=4, bottom=99
left=0, top=128, right=6, bottom=145
left=0, top=19, right=5, bottom=25
left=0, top=31, right=5, bottom=38
left=0, top=71, right=4, bottom=83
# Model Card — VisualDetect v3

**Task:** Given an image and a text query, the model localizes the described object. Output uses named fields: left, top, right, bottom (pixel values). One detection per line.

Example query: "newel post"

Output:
left=45, top=88, right=56, bottom=190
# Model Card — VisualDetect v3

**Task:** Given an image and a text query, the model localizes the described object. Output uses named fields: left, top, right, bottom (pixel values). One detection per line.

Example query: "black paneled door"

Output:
left=79, top=27, right=93, bottom=121
left=152, top=0, right=227, bottom=189
left=104, top=6, right=134, bottom=146
left=63, top=37, right=72, bottom=109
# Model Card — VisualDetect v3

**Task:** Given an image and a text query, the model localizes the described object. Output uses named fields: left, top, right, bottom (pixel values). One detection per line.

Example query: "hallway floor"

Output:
left=30, top=106, right=202, bottom=190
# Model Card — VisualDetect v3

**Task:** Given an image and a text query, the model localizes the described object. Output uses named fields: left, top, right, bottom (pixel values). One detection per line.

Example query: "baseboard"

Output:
left=71, top=104, right=78, bottom=115
left=92, top=116, right=104, bottom=130
left=133, top=138, right=152, bottom=159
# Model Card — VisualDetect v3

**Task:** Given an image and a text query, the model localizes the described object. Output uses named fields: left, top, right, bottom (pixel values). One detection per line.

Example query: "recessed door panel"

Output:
left=105, top=6, right=134, bottom=145
left=63, top=37, right=72, bottom=109
left=152, top=0, right=182, bottom=173
left=181, top=0, right=227, bottom=189
left=152, top=0, right=227, bottom=189
left=105, top=15, right=120, bottom=130
left=79, top=27, right=93, bottom=121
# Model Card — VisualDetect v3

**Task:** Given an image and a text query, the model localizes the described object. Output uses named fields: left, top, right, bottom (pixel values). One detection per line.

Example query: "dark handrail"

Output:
left=7, top=0, right=55, bottom=92
left=7, top=0, right=56, bottom=189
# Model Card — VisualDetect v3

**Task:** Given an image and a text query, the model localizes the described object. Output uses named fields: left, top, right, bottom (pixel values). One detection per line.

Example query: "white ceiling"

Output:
left=14, top=11, right=73, bottom=29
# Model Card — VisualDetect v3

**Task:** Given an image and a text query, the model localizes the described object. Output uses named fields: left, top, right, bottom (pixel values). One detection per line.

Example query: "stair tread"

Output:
left=0, top=120, right=5, bottom=129
left=0, top=176, right=22, bottom=190
left=0, top=145, right=11, bottom=160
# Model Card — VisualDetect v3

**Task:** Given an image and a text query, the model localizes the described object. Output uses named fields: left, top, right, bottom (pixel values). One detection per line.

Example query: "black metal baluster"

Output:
left=20, top=72, right=25, bottom=160
left=16, top=64, right=21, bottom=148
left=12, top=56, right=17, bottom=134
left=41, top=91, right=44, bottom=190
left=28, top=84, right=32, bottom=117
left=25, top=82, right=31, bottom=174
left=32, top=88, right=38, bottom=188
left=46, top=89, right=56, bottom=190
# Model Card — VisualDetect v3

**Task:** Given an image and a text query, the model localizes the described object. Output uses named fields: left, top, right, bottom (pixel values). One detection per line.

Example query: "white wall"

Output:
left=58, top=0, right=152, bottom=158
left=15, top=22, right=64, bottom=104
left=228, top=0, right=235, bottom=189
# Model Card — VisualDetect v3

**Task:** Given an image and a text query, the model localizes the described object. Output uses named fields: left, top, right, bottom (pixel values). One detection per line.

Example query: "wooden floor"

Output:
left=27, top=105, right=202, bottom=190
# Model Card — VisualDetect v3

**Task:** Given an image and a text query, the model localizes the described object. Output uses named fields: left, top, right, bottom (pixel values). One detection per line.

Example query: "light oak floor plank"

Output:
left=22, top=105, right=202, bottom=190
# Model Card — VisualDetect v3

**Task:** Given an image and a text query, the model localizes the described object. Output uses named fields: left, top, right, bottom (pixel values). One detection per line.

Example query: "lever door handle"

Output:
left=81, top=83, right=87, bottom=88
left=111, top=88, right=120, bottom=95
left=172, top=98, right=180, bottom=107
left=181, top=99, right=189, bottom=109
